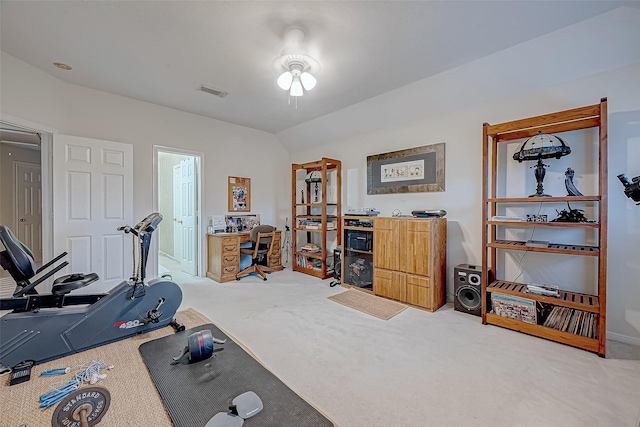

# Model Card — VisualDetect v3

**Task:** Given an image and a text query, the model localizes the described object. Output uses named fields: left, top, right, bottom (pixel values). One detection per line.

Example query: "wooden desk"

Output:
left=206, top=231, right=283, bottom=283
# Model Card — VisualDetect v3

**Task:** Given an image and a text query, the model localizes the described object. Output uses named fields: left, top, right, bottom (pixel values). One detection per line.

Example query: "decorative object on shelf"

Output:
left=301, top=189, right=305, bottom=204
left=551, top=202, right=591, bottom=223
left=367, top=143, right=445, bottom=194
left=305, top=170, right=323, bottom=202
left=618, top=173, right=640, bottom=205
left=525, top=214, right=547, bottom=222
left=564, top=167, right=583, bottom=196
left=276, top=28, right=319, bottom=102
left=228, top=176, right=251, bottom=212
left=512, top=131, right=571, bottom=197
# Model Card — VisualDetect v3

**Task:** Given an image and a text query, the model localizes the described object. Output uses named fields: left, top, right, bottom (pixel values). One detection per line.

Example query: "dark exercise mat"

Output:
left=139, top=324, right=333, bottom=427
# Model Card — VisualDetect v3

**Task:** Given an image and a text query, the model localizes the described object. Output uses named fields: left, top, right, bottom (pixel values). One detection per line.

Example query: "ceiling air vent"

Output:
left=197, top=84, right=228, bottom=98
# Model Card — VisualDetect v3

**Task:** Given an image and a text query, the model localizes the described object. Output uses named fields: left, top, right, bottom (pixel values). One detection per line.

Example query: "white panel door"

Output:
left=173, top=164, right=183, bottom=262
left=179, top=157, right=197, bottom=275
left=15, top=161, right=42, bottom=264
left=53, top=135, right=133, bottom=293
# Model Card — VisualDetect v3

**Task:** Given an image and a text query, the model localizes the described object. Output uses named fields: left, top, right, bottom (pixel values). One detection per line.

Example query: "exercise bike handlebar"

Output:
left=117, top=213, right=163, bottom=237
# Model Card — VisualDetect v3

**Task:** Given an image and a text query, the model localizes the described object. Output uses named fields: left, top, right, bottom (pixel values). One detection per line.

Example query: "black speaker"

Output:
left=454, top=264, right=483, bottom=316
left=330, top=246, right=341, bottom=287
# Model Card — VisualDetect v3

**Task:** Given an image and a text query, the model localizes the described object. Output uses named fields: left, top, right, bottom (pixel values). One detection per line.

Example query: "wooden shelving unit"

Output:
left=291, top=158, right=342, bottom=279
left=481, top=98, right=608, bottom=356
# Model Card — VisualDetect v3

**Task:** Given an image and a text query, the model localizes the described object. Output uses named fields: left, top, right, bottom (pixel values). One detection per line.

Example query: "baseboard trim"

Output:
left=608, top=331, right=640, bottom=346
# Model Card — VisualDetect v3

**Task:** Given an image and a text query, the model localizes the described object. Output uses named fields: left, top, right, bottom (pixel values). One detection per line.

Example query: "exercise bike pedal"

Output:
left=170, top=319, right=186, bottom=333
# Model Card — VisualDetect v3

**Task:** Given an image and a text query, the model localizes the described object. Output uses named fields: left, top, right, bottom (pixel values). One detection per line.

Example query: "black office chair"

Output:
left=236, top=225, right=275, bottom=281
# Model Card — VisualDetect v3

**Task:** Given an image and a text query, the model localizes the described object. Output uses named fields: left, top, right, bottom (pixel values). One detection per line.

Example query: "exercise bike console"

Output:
left=0, top=213, right=183, bottom=368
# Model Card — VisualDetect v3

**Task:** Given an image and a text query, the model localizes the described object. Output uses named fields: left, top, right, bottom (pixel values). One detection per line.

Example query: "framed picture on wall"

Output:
left=228, top=176, right=251, bottom=212
left=367, top=142, right=445, bottom=194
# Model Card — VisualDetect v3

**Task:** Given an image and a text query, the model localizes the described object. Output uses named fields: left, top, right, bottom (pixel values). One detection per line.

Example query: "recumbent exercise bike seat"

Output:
left=0, top=225, right=98, bottom=297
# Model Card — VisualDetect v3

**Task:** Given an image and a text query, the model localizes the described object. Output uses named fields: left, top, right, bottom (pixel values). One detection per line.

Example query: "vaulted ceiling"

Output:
left=1, top=1, right=637, bottom=134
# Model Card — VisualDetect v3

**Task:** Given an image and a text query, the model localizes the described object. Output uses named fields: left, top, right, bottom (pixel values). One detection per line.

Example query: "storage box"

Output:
left=491, top=293, right=537, bottom=324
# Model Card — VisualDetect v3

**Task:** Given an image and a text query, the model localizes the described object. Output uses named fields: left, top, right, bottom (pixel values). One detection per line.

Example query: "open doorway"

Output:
left=0, top=121, right=53, bottom=296
left=154, top=147, right=202, bottom=280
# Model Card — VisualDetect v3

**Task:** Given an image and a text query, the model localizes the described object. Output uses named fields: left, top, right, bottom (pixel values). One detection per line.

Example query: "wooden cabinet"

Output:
left=206, top=231, right=283, bottom=283
left=291, top=158, right=342, bottom=279
left=372, top=217, right=447, bottom=312
left=482, top=98, right=608, bottom=356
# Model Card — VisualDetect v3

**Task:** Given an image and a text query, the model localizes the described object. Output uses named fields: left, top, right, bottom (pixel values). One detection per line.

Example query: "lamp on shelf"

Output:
left=512, top=131, right=571, bottom=197
left=276, top=28, right=319, bottom=100
left=305, top=170, right=322, bottom=203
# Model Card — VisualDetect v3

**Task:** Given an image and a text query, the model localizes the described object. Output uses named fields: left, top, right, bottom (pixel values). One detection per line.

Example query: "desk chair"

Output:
left=236, top=225, right=275, bottom=281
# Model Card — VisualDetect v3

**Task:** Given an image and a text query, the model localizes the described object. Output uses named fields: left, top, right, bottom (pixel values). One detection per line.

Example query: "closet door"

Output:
left=53, top=135, right=133, bottom=293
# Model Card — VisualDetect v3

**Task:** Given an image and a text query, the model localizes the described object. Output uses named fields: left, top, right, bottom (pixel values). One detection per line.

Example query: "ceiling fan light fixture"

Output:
left=277, top=71, right=293, bottom=90
left=300, top=72, right=316, bottom=90
left=290, top=77, right=304, bottom=97
left=276, top=28, right=319, bottom=99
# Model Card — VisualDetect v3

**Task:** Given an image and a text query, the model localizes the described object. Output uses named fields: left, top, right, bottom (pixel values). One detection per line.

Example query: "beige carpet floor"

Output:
left=0, top=308, right=209, bottom=427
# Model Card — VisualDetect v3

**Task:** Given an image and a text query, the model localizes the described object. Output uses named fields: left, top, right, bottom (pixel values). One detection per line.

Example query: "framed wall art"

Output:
left=367, top=143, right=445, bottom=194
left=228, top=176, right=251, bottom=212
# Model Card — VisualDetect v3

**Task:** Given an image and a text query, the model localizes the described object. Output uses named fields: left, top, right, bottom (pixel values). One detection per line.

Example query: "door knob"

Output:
left=178, top=220, right=183, bottom=224
left=19, top=218, right=25, bottom=222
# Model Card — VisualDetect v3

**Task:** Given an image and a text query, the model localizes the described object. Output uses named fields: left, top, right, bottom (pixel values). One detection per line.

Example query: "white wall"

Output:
left=282, top=8, right=640, bottom=343
left=0, top=51, right=290, bottom=278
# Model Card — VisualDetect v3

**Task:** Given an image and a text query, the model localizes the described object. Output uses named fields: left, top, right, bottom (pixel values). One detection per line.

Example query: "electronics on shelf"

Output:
left=345, top=208, right=380, bottom=216
left=344, top=219, right=373, bottom=227
left=491, top=215, right=524, bottom=222
left=412, top=210, right=447, bottom=218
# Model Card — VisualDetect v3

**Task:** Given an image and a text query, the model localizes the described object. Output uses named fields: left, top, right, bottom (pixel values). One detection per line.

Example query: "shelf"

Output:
left=485, top=313, right=599, bottom=352
left=488, top=240, right=599, bottom=256
left=487, top=280, right=599, bottom=312
left=293, top=264, right=332, bottom=279
left=488, top=196, right=600, bottom=203
left=487, top=221, right=599, bottom=229
left=482, top=98, right=607, bottom=356
left=294, top=250, right=325, bottom=259
left=292, top=157, right=342, bottom=279
left=344, top=248, right=373, bottom=255
left=343, top=225, right=374, bottom=231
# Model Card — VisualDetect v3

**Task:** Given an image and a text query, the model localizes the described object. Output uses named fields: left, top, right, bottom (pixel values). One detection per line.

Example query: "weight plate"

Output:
left=52, top=386, right=111, bottom=427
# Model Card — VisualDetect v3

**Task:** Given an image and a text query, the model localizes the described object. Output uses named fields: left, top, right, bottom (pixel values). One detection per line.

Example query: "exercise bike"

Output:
left=0, top=212, right=184, bottom=369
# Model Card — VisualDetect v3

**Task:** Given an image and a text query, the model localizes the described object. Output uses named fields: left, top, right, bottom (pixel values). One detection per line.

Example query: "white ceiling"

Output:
left=1, top=1, right=637, bottom=134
